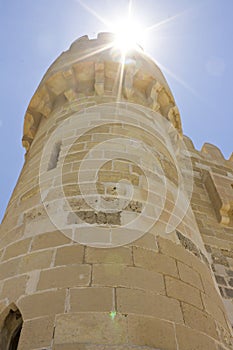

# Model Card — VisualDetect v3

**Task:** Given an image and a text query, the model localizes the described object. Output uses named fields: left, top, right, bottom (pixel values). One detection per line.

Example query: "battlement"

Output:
left=22, top=33, right=181, bottom=152
left=183, top=135, right=233, bottom=165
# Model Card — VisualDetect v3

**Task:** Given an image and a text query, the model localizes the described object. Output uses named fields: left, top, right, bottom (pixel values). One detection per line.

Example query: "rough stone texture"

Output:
left=37, top=264, right=91, bottom=290
left=133, top=247, right=179, bottom=277
left=127, top=314, right=177, bottom=349
left=176, top=230, right=200, bottom=257
left=54, top=244, right=85, bottom=266
left=181, top=302, right=219, bottom=339
left=0, top=33, right=233, bottom=349
left=165, top=276, right=203, bottom=309
left=18, top=250, right=54, bottom=273
left=54, top=313, right=128, bottom=345
left=2, top=238, right=31, bottom=260
left=70, top=287, right=114, bottom=312
left=18, top=289, right=66, bottom=319
left=18, top=316, right=54, bottom=350
left=177, top=261, right=203, bottom=291
left=31, top=230, right=71, bottom=250
left=116, top=287, right=183, bottom=323
left=176, top=324, right=217, bottom=350
left=1, top=275, right=29, bottom=302
left=85, top=246, right=133, bottom=265
left=92, top=264, right=165, bottom=294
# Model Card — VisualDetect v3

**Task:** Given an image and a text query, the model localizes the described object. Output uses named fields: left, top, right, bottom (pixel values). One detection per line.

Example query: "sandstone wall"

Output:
left=0, top=33, right=232, bottom=350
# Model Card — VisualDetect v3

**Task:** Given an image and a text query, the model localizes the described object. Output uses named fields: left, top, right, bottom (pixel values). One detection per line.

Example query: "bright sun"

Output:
left=111, top=19, right=144, bottom=53
left=77, top=0, right=191, bottom=93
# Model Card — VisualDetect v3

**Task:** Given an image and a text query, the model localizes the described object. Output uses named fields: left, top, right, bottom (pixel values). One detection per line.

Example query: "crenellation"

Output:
left=22, top=52, right=181, bottom=152
left=201, top=143, right=225, bottom=162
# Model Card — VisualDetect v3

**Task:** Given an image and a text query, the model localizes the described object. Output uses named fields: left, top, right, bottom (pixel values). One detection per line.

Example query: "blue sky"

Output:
left=0, top=0, right=233, bottom=222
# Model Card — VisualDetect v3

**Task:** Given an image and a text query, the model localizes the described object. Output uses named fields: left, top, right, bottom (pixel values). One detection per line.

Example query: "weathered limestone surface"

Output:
left=0, top=33, right=232, bottom=350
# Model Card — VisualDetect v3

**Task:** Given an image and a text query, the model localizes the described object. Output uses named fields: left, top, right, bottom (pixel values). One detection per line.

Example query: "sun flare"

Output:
left=76, top=0, right=194, bottom=95
left=111, top=19, right=144, bottom=53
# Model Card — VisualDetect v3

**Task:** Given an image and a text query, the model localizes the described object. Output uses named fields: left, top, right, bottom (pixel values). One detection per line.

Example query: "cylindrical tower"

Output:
left=0, top=33, right=232, bottom=350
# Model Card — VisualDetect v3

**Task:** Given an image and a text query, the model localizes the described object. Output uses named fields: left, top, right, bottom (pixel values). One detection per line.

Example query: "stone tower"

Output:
left=0, top=33, right=233, bottom=350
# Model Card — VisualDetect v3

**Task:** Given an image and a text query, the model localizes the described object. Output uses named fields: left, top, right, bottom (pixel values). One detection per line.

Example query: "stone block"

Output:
left=201, top=292, right=229, bottom=330
left=165, top=276, right=203, bottom=309
left=65, top=151, right=89, bottom=163
left=18, top=250, right=53, bottom=273
left=176, top=324, right=217, bottom=350
left=194, top=259, right=213, bottom=287
left=0, top=225, right=24, bottom=250
left=177, top=261, right=203, bottom=291
left=113, top=160, right=130, bottom=172
left=158, top=236, right=200, bottom=267
left=0, top=257, right=20, bottom=280
left=18, top=316, right=54, bottom=350
left=223, top=299, right=233, bottom=325
left=37, top=264, right=91, bottom=290
left=128, top=314, right=176, bottom=349
left=181, top=302, right=219, bottom=340
left=31, top=231, right=71, bottom=250
left=204, top=280, right=224, bottom=308
left=20, top=185, right=39, bottom=202
left=85, top=246, right=133, bottom=264
left=116, top=287, right=183, bottom=323
left=133, top=247, right=178, bottom=277
left=3, top=238, right=31, bottom=260
left=70, top=287, right=114, bottom=312
left=25, top=270, right=41, bottom=294
left=55, top=245, right=85, bottom=266
left=1, top=275, right=28, bottom=302
left=18, top=289, right=66, bottom=319
left=92, top=264, right=165, bottom=294
left=54, top=312, right=128, bottom=345
left=130, top=233, right=158, bottom=250
left=0, top=300, right=8, bottom=314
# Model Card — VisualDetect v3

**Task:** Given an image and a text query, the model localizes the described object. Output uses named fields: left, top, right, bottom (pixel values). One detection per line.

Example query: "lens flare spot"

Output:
left=109, top=310, right=117, bottom=320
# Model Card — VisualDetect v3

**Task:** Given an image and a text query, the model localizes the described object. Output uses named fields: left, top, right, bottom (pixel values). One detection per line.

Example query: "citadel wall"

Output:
left=0, top=33, right=232, bottom=350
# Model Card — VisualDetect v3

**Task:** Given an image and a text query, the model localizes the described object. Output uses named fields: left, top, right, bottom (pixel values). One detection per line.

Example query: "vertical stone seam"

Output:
left=157, top=237, right=162, bottom=254
left=131, top=246, right=135, bottom=266
left=65, top=288, right=70, bottom=313
left=0, top=280, right=3, bottom=296
left=71, top=226, right=75, bottom=241
left=83, top=245, right=87, bottom=264
left=175, top=258, right=181, bottom=280
left=50, top=248, right=57, bottom=268
left=89, top=263, right=93, bottom=286
left=200, top=291, right=206, bottom=313
left=179, top=301, right=185, bottom=325
left=199, top=289, right=205, bottom=310
left=28, top=236, right=35, bottom=253
left=198, top=269, right=205, bottom=292
left=113, top=287, right=116, bottom=312
left=51, top=319, right=56, bottom=349
left=173, top=322, right=180, bottom=350
left=25, top=270, right=40, bottom=295
left=163, top=274, right=167, bottom=297
left=0, top=247, right=6, bottom=262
